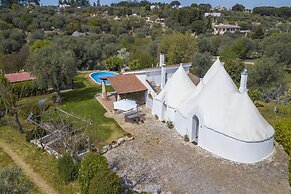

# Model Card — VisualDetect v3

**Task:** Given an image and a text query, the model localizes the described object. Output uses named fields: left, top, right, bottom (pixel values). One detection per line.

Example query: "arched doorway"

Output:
left=192, top=115, right=199, bottom=144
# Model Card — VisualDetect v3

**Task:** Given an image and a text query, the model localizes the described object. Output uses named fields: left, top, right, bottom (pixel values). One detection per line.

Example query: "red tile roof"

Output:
left=107, top=74, right=147, bottom=94
left=4, top=72, right=35, bottom=83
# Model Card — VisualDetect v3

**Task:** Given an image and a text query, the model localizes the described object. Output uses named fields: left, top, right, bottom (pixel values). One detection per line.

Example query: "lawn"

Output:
left=0, top=147, right=15, bottom=168
left=20, top=74, right=125, bottom=146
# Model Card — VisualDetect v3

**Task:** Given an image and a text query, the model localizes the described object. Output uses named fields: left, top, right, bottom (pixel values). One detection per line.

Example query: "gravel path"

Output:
left=0, top=140, right=58, bottom=194
left=104, top=109, right=290, bottom=194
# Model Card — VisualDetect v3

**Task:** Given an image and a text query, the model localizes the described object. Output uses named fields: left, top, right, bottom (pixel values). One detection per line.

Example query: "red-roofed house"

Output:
left=4, top=72, right=35, bottom=83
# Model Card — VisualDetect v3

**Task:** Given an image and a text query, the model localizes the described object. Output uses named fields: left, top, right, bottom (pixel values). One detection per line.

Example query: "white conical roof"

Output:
left=202, top=57, right=223, bottom=85
left=178, top=65, right=274, bottom=141
left=155, top=65, right=196, bottom=108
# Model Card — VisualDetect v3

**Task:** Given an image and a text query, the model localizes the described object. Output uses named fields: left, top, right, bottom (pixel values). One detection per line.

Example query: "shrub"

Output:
left=167, top=121, right=174, bottom=129
left=0, top=167, right=32, bottom=194
left=25, top=127, right=47, bottom=142
left=274, top=119, right=291, bottom=186
left=274, top=119, right=291, bottom=156
left=184, top=134, right=189, bottom=142
left=88, top=170, right=122, bottom=194
left=78, top=153, right=108, bottom=194
left=57, top=154, right=79, bottom=182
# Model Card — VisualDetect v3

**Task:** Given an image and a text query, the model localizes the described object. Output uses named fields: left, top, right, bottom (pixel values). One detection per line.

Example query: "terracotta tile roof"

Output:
left=4, top=72, right=35, bottom=83
left=107, top=74, right=147, bottom=94
left=188, top=73, right=200, bottom=86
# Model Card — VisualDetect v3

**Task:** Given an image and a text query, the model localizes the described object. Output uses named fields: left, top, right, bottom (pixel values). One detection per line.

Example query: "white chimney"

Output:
left=160, top=53, right=166, bottom=89
left=239, top=68, right=248, bottom=93
left=159, top=53, right=164, bottom=67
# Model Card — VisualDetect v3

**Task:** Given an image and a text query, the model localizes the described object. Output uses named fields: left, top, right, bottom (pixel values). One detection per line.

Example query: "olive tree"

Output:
left=0, top=75, right=23, bottom=133
left=28, top=45, right=78, bottom=103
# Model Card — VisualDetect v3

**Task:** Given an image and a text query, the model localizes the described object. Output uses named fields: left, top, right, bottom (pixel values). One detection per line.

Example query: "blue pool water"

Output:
left=90, top=71, right=118, bottom=85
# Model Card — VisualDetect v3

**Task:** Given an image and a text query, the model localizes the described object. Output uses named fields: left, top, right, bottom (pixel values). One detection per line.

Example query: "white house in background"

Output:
left=174, top=58, right=274, bottom=163
left=204, top=12, right=221, bottom=17
left=213, top=24, right=241, bottom=35
left=152, top=64, right=196, bottom=122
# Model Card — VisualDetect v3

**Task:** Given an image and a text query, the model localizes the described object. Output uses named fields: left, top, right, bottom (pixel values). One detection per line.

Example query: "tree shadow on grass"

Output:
left=61, top=87, right=102, bottom=104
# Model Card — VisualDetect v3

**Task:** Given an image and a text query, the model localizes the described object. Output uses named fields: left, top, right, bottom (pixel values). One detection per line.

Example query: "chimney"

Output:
left=160, top=53, right=166, bottom=89
left=239, top=68, right=248, bottom=93
left=159, top=53, right=164, bottom=67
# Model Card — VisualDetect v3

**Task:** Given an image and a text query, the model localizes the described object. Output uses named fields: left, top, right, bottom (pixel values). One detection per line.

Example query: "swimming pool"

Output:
left=90, top=71, right=118, bottom=85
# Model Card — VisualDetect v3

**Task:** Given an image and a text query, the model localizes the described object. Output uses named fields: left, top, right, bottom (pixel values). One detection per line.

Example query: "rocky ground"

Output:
left=104, top=108, right=290, bottom=194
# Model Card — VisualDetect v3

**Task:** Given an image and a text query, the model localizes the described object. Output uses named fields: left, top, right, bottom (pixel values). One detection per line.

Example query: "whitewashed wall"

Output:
left=198, top=127, right=274, bottom=163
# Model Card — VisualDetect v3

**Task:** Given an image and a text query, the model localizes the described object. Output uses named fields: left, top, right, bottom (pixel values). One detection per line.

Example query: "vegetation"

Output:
left=78, top=153, right=121, bottom=194
left=57, top=154, right=79, bottom=182
left=0, top=0, right=290, bottom=190
left=0, top=167, right=33, bottom=194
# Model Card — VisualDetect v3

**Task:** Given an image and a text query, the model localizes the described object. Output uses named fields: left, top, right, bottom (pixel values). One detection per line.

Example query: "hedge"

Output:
left=78, top=153, right=108, bottom=194
left=274, top=119, right=291, bottom=186
left=88, top=170, right=121, bottom=194
left=57, top=154, right=79, bottom=182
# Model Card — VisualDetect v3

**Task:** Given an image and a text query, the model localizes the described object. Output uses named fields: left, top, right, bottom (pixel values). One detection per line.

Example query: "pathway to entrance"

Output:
left=0, top=140, right=58, bottom=194
left=103, top=107, right=290, bottom=194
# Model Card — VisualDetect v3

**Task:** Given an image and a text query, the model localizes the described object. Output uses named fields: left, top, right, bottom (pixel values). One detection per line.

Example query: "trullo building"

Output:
left=174, top=59, right=274, bottom=163
left=152, top=64, right=196, bottom=122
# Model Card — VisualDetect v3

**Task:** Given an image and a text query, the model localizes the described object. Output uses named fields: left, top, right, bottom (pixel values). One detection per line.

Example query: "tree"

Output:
left=159, top=32, right=197, bottom=64
left=0, top=167, right=32, bottom=194
left=170, top=0, right=180, bottom=8
left=251, top=26, right=264, bottom=39
left=249, top=56, right=288, bottom=113
left=78, top=153, right=108, bottom=194
left=29, top=39, right=51, bottom=53
left=191, top=20, right=205, bottom=34
left=57, top=154, right=79, bottom=182
left=105, top=56, right=123, bottom=71
left=96, top=0, right=100, bottom=6
left=88, top=170, right=121, bottom=194
left=232, top=3, right=245, bottom=11
left=28, top=45, right=78, bottom=103
left=0, top=75, right=23, bottom=133
left=191, top=52, right=212, bottom=77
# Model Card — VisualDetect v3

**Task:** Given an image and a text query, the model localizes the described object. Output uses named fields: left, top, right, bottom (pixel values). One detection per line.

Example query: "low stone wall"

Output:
left=98, top=135, right=134, bottom=155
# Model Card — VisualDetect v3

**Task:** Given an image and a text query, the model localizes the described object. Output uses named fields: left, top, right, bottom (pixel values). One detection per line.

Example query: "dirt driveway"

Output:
left=104, top=108, right=290, bottom=194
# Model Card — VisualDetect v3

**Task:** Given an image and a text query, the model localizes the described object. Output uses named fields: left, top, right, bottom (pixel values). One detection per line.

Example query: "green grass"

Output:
left=0, top=125, right=79, bottom=194
left=0, top=143, right=41, bottom=194
left=0, top=148, right=15, bottom=168
left=20, top=74, right=125, bottom=146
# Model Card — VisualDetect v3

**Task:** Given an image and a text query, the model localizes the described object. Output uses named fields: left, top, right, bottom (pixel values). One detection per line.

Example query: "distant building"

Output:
left=59, top=4, right=70, bottom=8
left=150, top=5, right=159, bottom=10
left=213, top=24, right=241, bottom=35
left=4, top=72, right=35, bottom=83
left=204, top=12, right=221, bottom=17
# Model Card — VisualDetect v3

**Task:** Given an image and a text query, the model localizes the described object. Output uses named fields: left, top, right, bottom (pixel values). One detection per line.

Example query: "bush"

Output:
left=57, top=154, right=79, bottom=182
left=184, top=134, right=189, bottom=142
left=167, top=121, right=174, bottom=129
left=25, top=127, right=47, bottom=142
left=88, top=170, right=122, bottom=194
left=78, top=153, right=108, bottom=194
left=274, top=119, right=291, bottom=156
left=0, top=167, right=32, bottom=194
left=274, top=119, right=291, bottom=186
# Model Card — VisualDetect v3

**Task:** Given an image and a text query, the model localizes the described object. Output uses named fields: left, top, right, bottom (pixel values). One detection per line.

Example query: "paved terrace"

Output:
left=97, top=96, right=290, bottom=194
